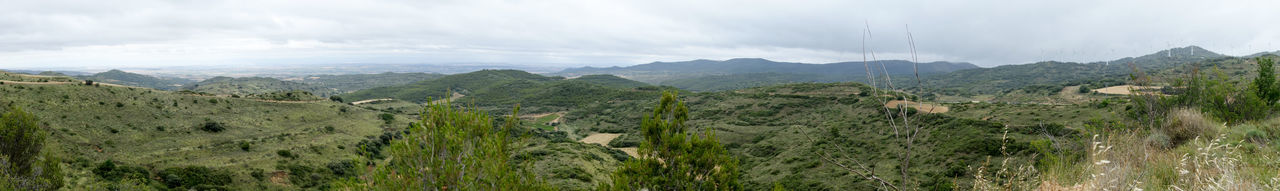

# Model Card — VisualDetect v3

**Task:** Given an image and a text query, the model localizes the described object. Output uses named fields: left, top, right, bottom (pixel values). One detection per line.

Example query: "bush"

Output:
left=0, top=107, right=46, bottom=175
left=158, top=166, right=233, bottom=190
left=378, top=113, right=395, bottom=124
left=199, top=121, right=226, bottom=133
left=239, top=142, right=251, bottom=151
left=1162, top=109, right=1216, bottom=144
left=93, top=160, right=149, bottom=181
left=277, top=150, right=297, bottom=159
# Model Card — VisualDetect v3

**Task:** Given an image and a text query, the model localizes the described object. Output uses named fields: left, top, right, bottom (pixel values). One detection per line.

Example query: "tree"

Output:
left=0, top=107, right=63, bottom=190
left=329, top=96, right=344, bottom=103
left=600, top=91, right=741, bottom=190
left=1, top=107, right=46, bottom=175
left=1253, top=57, right=1278, bottom=105
left=335, top=100, right=550, bottom=190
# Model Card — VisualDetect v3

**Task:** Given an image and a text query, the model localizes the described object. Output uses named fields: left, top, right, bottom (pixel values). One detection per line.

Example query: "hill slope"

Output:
left=342, top=70, right=663, bottom=113
left=556, top=82, right=1084, bottom=190
left=918, top=46, right=1227, bottom=97
left=187, top=76, right=340, bottom=97
left=76, top=69, right=194, bottom=90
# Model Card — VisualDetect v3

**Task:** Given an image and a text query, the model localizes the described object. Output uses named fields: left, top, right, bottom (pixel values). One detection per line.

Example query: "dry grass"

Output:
left=1034, top=110, right=1280, bottom=191
left=1164, top=108, right=1217, bottom=144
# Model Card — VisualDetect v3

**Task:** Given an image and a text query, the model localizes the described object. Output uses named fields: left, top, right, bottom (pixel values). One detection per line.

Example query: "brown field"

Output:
left=1093, top=85, right=1162, bottom=95
left=579, top=133, right=638, bottom=158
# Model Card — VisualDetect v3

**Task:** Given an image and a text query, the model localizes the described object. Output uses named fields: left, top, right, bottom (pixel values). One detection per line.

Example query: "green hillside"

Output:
left=919, top=46, right=1225, bottom=97
left=76, top=70, right=194, bottom=90
left=187, top=76, right=340, bottom=97
left=556, top=82, right=1090, bottom=190
left=0, top=75, right=623, bottom=190
left=342, top=70, right=664, bottom=113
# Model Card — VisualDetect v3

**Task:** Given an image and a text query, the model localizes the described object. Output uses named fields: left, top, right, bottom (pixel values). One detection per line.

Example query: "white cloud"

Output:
left=0, top=0, right=1277, bottom=69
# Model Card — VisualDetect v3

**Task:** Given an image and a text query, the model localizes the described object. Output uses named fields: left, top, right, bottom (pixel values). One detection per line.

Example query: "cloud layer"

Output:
left=1, top=0, right=1277, bottom=68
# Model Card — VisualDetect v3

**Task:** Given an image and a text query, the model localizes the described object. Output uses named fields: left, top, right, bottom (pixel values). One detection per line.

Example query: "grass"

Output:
left=1035, top=110, right=1280, bottom=190
left=563, top=82, right=1057, bottom=190
left=530, top=114, right=560, bottom=131
left=0, top=82, right=402, bottom=190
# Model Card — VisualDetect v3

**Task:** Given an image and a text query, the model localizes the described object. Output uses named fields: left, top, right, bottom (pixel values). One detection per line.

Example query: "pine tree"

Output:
left=334, top=100, right=550, bottom=190
left=601, top=91, right=741, bottom=191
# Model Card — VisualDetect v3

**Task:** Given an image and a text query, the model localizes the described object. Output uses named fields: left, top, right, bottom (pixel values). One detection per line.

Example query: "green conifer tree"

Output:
left=600, top=91, right=741, bottom=190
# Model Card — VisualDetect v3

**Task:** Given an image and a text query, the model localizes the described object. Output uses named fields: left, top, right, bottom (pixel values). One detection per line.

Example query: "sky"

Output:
left=1, top=0, right=1278, bottom=69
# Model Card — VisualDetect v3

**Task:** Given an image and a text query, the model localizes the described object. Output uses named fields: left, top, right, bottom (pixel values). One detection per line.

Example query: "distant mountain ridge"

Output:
left=918, top=46, right=1229, bottom=96
left=557, top=58, right=977, bottom=83
left=554, top=58, right=977, bottom=91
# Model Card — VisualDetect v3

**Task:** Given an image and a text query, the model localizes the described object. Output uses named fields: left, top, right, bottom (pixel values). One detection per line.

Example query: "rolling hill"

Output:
left=342, top=70, right=665, bottom=113
left=0, top=72, right=626, bottom=190
left=186, top=76, right=340, bottom=97
left=76, top=69, right=195, bottom=90
left=917, top=46, right=1227, bottom=98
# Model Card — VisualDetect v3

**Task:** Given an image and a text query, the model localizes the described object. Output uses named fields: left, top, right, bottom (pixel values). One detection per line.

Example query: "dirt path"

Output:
left=883, top=100, right=949, bottom=113
left=351, top=98, right=394, bottom=105
left=428, top=92, right=465, bottom=105
left=580, top=133, right=639, bottom=158
left=1058, top=85, right=1084, bottom=100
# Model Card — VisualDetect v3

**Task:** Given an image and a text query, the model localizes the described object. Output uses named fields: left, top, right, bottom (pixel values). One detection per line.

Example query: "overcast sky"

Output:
left=1, top=0, right=1277, bottom=69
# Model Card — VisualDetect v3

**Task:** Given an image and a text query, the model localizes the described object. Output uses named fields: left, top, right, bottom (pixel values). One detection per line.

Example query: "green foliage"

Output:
left=93, top=160, right=149, bottom=182
left=1167, top=66, right=1270, bottom=123
left=198, top=120, right=227, bottom=133
left=278, top=162, right=356, bottom=189
left=0, top=107, right=45, bottom=175
left=245, top=90, right=323, bottom=101
left=0, top=107, right=64, bottom=190
left=1254, top=57, right=1279, bottom=105
left=601, top=91, right=741, bottom=190
left=276, top=150, right=297, bottom=159
left=335, top=100, right=551, bottom=190
left=157, top=166, right=233, bottom=190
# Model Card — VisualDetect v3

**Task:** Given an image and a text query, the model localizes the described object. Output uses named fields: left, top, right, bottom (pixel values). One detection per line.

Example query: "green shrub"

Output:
left=93, top=160, right=149, bottom=182
left=239, top=142, right=251, bottom=151
left=157, top=166, right=233, bottom=190
left=198, top=120, right=226, bottom=133
left=1, top=107, right=46, bottom=175
left=602, top=91, right=741, bottom=190
left=334, top=99, right=550, bottom=190
left=276, top=150, right=296, bottom=159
